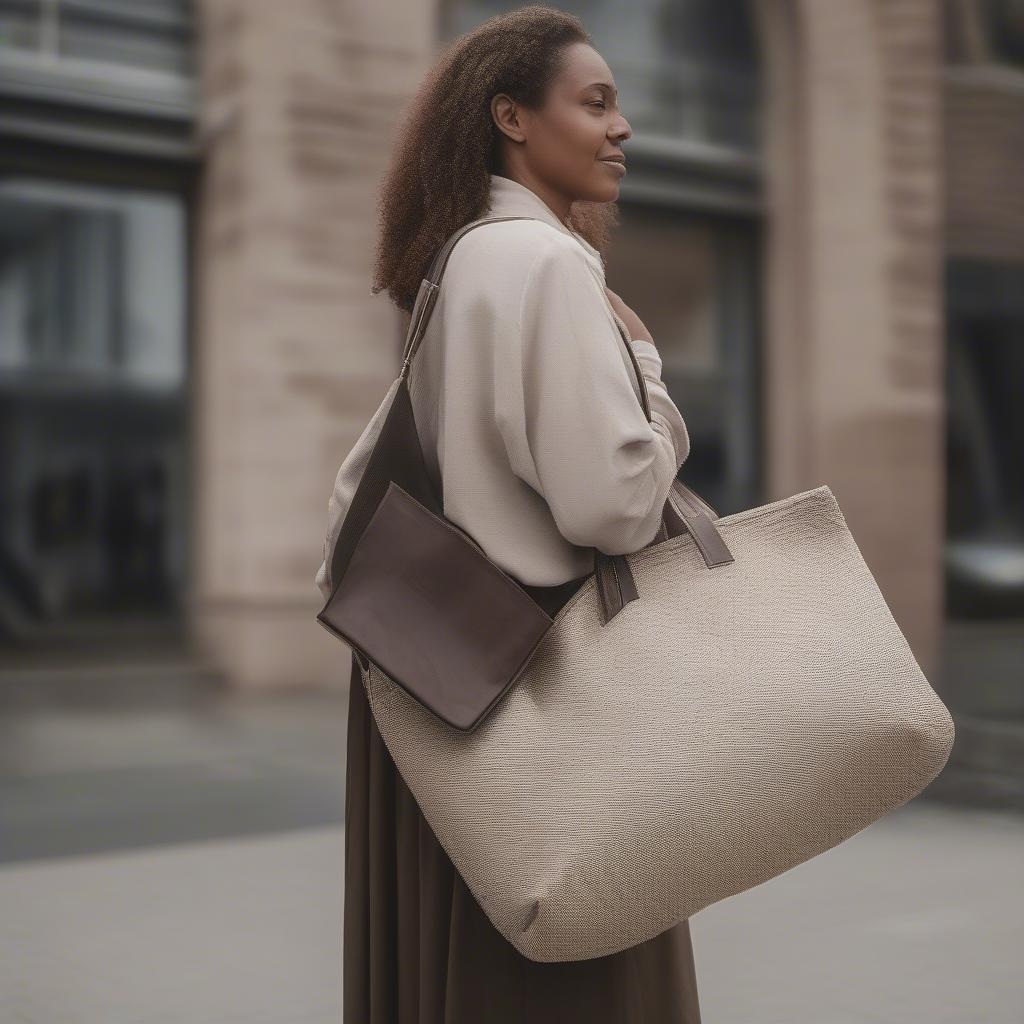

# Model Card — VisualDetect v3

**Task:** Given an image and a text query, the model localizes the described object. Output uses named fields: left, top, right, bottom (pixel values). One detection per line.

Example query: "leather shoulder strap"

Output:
left=400, top=215, right=534, bottom=372
left=386, top=213, right=731, bottom=622
left=398, top=214, right=653, bottom=423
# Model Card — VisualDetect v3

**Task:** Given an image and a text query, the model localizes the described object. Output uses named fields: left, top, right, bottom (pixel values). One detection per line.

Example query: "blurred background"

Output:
left=0, top=1, right=1021, bottom=1021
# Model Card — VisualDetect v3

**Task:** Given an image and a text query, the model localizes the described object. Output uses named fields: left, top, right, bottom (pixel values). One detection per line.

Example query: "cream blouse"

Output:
left=315, top=173, right=690, bottom=598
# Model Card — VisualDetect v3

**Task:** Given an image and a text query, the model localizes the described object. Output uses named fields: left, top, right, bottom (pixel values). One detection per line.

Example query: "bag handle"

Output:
left=396, top=214, right=732, bottom=622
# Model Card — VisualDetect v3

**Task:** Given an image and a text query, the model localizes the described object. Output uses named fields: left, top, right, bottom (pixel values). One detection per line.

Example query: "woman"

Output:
left=326, top=6, right=702, bottom=1021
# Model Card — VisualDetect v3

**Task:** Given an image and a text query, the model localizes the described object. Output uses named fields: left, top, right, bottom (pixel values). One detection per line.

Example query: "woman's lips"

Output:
left=599, top=159, right=626, bottom=175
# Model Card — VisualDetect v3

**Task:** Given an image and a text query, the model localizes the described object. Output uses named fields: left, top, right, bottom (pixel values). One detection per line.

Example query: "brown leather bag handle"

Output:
left=397, top=215, right=732, bottom=623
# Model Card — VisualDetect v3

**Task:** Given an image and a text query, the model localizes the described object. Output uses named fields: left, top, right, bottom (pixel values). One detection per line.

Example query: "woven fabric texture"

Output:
left=361, top=483, right=956, bottom=963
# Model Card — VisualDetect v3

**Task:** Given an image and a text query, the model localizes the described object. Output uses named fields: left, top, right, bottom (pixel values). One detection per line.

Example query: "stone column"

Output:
left=191, top=0, right=435, bottom=687
left=756, top=0, right=945, bottom=682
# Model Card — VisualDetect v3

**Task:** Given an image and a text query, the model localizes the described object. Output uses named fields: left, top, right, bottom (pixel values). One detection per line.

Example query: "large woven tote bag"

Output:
left=317, top=215, right=956, bottom=964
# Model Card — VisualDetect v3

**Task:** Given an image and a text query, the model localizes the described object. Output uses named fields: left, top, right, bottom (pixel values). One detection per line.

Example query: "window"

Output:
left=439, top=0, right=760, bottom=151
left=0, top=178, right=189, bottom=619
left=944, top=259, right=1024, bottom=620
left=945, top=0, right=1024, bottom=70
left=0, top=0, right=195, bottom=76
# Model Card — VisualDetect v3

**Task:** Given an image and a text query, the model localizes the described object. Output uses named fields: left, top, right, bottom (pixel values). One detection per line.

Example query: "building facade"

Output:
left=1, top=0, right=1021, bottom=803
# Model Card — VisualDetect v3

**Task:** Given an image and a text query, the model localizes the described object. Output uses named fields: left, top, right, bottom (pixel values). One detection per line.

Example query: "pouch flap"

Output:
left=317, top=480, right=553, bottom=732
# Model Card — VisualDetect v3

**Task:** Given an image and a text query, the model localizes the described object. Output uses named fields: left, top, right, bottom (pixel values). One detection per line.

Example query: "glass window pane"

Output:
left=0, top=179, right=186, bottom=387
left=439, top=0, right=760, bottom=150
left=945, top=259, right=1024, bottom=620
left=0, top=0, right=195, bottom=75
left=983, top=0, right=1024, bottom=68
left=605, top=205, right=761, bottom=515
left=0, top=179, right=188, bottom=618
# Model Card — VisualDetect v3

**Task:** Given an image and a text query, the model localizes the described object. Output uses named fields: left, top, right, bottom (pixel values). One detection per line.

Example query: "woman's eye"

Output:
left=589, top=101, right=606, bottom=109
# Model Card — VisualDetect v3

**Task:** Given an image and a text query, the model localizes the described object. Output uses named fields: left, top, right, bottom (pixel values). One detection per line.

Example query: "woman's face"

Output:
left=492, top=41, right=632, bottom=210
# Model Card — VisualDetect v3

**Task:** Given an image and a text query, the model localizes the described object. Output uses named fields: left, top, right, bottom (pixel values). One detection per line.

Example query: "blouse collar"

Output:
left=485, top=173, right=605, bottom=276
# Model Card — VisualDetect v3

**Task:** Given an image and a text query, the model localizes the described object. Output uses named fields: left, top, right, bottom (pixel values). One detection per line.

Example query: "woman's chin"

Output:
left=589, top=176, right=622, bottom=202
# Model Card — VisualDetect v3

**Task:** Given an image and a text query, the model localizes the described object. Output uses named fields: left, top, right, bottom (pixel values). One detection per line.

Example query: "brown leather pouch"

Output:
left=317, top=480, right=554, bottom=732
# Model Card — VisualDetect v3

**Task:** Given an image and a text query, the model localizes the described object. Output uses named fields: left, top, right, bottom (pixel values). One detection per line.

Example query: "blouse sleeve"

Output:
left=493, top=237, right=690, bottom=556
left=629, top=338, right=692, bottom=470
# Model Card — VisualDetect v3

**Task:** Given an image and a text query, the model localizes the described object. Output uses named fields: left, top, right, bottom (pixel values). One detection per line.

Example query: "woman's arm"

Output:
left=493, top=235, right=690, bottom=556
left=604, top=287, right=691, bottom=474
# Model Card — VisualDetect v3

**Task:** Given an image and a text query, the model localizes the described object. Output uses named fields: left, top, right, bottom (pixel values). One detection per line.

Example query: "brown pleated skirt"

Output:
left=343, top=650, right=703, bottom=1023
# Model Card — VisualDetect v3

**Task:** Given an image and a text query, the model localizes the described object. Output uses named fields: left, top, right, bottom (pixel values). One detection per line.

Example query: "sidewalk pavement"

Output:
left=1, top=665, right=1021, bottom=1022
left=2, top=801, right=1021, bottom=1023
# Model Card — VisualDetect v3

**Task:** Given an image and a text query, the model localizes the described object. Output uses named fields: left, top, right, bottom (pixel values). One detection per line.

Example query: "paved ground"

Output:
left=0, top=827, right=344, bottom=1024
left=0, top=662, right=348, bottom=864
left=1, top=664, right=1022, bottom=1022
left=693, top=800, right=1024, bottom=1024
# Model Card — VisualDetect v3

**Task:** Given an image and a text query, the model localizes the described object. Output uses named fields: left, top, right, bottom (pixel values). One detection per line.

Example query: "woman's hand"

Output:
left=605, top=286, right=655, bottom=346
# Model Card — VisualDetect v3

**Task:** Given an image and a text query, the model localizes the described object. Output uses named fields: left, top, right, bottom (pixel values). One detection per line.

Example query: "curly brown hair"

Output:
left=370, top=4, right=620, bottom=314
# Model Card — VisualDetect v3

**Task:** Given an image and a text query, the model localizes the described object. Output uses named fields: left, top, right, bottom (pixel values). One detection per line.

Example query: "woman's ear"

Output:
left=491, top=93, right=526, bottom=143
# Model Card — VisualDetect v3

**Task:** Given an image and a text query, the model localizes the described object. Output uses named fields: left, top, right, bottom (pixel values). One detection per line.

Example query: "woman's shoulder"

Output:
left=445, top=218, right=590, bottom=294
